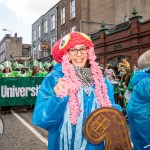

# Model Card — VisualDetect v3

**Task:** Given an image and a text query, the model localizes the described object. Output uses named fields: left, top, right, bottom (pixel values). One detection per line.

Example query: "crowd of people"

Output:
left=0, top=57, right=135, bottom=112
left=0, top=59, right=56, bottom=78
left=98, top=53, right=150, bottom=149
left=0, top=54, right=137, bottom=112
left=101, top=58, right=139, bottom=109
left=0, top=59, right=56, bottom=114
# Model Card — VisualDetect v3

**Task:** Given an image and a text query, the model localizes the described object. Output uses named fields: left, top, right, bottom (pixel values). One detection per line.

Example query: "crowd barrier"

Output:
left=0, top=77, right=44, bottom=106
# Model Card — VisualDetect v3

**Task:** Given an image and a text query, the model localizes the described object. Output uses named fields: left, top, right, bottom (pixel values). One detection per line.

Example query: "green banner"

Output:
left=0, top=77, right=44, bottom=106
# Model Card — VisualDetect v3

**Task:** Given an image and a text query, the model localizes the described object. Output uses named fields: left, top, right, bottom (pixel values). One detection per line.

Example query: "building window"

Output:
left=44, top=19, right=48, bottom=34
left=0, top=55, right=1, bottom=63
left=33, top=47, right=36, bottom=59
left=38, top=25, right=41, bottom=38
left=33, top=29, right=36, bottom=41
left=61, top=30, right=66, bottom=38
left=43, top=51, right=49, bottom=57
left=51, top=14, right=55, bottom=31
left=3, top=52, right=5, bottom=62
left=70, top=25, right=76, bottom=32
left=70, top=0, right=75, bottom=19
left=38, top=43, right=41, bottom=51
left=61, top=7, right=65, bottom=25
left=51, top=35, right=56, bottom=51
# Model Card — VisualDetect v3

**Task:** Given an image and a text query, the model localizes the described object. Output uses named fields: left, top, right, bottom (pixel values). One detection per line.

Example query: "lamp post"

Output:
left=2, top=29, right=12, bottom=37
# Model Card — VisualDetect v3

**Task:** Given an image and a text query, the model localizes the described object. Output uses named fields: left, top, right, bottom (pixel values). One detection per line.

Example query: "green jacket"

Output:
left=2, top=72, right=15, bottom=77
left=18, top=72, right=30, bottom=77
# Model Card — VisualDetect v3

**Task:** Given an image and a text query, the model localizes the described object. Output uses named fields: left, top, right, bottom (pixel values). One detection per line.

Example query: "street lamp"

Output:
left=2, top=29, right=12, bottom=37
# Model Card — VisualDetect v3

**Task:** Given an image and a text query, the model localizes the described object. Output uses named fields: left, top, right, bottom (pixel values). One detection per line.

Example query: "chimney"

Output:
left=14, top=33, right=17, bottom=37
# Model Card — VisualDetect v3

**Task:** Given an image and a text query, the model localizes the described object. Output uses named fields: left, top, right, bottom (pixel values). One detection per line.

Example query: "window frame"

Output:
left=50, top=35, right=56, bottom=53
left=70, top=0, right=76, bottom=19
left=51, top=14, right=56, bottom=31
left=38, top=25, right=41, bottom=38
left=38, top=43, right=41, bottom=51
left=33, top=29, right=36, bottom=41
left=61, top=7, right=65, bottom=25
left=70, top=25, right=76, bottom=32
left=61, top=30, right=66, bottom=38
left=44, top=19, right=48, bottom=34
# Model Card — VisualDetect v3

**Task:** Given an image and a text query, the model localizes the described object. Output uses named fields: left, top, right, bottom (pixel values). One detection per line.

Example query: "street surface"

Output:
left=0, top=107, right=131, bottom=150
left=0, top=108, right=48, bottom=150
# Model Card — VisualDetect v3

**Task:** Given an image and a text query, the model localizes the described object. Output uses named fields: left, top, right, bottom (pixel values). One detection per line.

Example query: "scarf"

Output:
left=73, top=66, right=93, bottom=87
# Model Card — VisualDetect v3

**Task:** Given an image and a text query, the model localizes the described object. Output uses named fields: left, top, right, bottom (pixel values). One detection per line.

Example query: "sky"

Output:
left=0, top=0, right=60, bottom=44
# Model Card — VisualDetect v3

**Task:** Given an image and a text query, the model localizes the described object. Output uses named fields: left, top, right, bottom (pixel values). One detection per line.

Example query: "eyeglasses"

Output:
left=69, top=47, right=87, bottom=56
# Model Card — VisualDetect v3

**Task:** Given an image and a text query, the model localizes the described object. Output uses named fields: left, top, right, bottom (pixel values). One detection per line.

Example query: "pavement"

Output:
left=0, top=108, right=48, bottom=150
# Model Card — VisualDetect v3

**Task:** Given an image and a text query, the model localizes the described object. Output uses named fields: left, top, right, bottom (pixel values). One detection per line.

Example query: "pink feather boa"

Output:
left=56, top=47, right=112, bottom=125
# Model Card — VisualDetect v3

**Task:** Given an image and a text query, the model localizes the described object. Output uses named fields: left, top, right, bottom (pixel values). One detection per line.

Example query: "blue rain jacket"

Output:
left=32, top=64, right=122, bottom=150
left=126, top=70, right=150, bottom=150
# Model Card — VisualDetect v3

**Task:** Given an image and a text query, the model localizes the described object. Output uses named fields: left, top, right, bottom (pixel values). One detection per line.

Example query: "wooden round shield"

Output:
left=83, top=107, right=132, bottom=150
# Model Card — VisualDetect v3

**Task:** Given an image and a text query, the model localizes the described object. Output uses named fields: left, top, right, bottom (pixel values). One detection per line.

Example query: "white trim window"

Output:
left=70, top=25, right=76, bottom=32
left=44, top=51, right=49, bottom=57
left=70, top=0, right=75, bottom=19
left=61, top=7, right=65, bottom=25
left=44, top=19, right=48, bottom=34
left=51, top=35, right=56, bottom=51
left=38, top=25, right=41, bottom=38
left=38, top=43, right=41, bottom=51
left=33, top=29, right=36, bottom=41
left=33, top=47, right=36, bottom=59
left=3, top=52, right=5, bottom=62
left=51, top=14, right=55, bottom=31
left=61, top=30, right=66, bottom=38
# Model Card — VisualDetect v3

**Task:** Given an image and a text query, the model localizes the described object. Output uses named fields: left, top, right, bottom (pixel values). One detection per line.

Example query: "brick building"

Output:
left=32, top=0, right=150, bottom=61
left=57, top=0, right=81, bottom=39
left=57, top=0, right=150, bottom=38
left=91, top=10, right=150, bottom=68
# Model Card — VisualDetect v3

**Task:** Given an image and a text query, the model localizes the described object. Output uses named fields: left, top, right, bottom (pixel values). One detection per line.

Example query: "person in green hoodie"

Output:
left=23, top=60, right=32, bottom=77
left=18, top=64, right=30, bottom=77
left=2, top=61, right=15, bottom=77
left=0, top=64, right=4, bottom=78
left=12, top=61, right=20, bottom=77
left=31, top=60, right=43, bottom=77
left=1, top=61, right=14, bottom=114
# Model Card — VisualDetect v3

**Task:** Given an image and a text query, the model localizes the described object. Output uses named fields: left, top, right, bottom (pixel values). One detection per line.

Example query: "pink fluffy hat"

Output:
left=52, top=32, right=94, bottom=63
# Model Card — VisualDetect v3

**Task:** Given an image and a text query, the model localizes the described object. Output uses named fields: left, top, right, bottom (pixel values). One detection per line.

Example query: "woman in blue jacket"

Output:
left=32, top=32, right=122, bottom=150
left=127, top=50, right=150, bottom=150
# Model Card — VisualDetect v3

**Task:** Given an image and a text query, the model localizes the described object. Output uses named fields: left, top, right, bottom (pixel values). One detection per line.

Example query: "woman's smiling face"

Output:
left=69, top=44, right=88, bottom=67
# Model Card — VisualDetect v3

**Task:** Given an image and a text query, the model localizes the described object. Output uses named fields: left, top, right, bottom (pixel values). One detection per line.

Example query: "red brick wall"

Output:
left=57, top=0, right=81, bottom=40
left=92, top=16, right=150, bottom=69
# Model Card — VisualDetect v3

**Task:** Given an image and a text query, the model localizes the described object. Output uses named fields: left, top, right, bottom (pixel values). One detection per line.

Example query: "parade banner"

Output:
left=0, top=77, right=44, bottom=106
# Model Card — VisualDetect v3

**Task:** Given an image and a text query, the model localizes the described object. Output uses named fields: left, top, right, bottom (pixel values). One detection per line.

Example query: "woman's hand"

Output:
left=54, top=78, right=68, bottom=97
